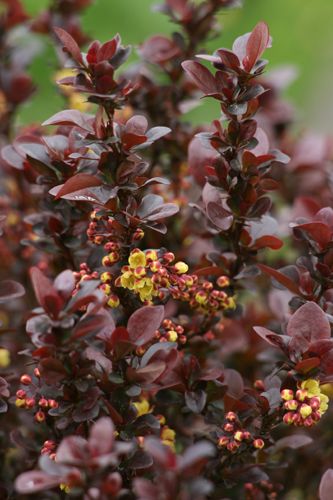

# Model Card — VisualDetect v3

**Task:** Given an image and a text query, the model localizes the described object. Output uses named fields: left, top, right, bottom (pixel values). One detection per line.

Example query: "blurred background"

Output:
left=20, top=0, right=333, bottom=131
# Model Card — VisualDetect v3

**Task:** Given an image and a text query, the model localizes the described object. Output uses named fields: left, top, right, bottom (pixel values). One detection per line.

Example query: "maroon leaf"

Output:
left=0, top=280, right=25, bottom=303
left=43, top=110, right=94, bottom=134
left=127, top=306, right=164, bottom=346
left=15, top=471, right=62, bottom=494
left=53, top=174, right=102, bottom=200
left=319, top=469, right=333, bottom=500
left=30, top=267, right=62, bottom=317
left=182, top=61, right=217, bottom=95
left=244, top=21, right=270, bottom=71
left=88, top=417, right=114, bottom=456
left=274, top=434, right=312, bottom=451
left=97, top=39, right=117, bottom=62
left=54, top=27, right=84, bottom=65
left=287, top=302, right=331, bottom=353
left=141, top=36, right=180, bottom=64
left=258, top=264, right=300, bottom=295
left=253, top=326, right=290, bottom=353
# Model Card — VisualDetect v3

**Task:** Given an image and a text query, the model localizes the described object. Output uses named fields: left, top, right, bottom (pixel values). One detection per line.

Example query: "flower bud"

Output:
left=295, top=389, right=307, bottom=402
left=174, top=261, right=189, bottom=275
left=284, top=399, right=298, bottom=411
left=20, top=374, right=32, bottom=385
left=217, top=276, right=230, bottom=288
left=218, top=436, right=229, bottom=447
left=35, top=410, right=46, bottom=423
left=234, top=431, right=243, bottom=442
left=225, top=411, right=237, bottom=422
left=100, top=272, right=112, bottom=283
left=166, top=330, right=178, bottom=342
left=107, top=294, right=120, bottom=308
left=16, top=389, right=26, bottom=399
left=280, top=389, right=294, bottom=401
left=299, top=404, right=312, bottom=419
left=253, top=438, right=265, bottom=449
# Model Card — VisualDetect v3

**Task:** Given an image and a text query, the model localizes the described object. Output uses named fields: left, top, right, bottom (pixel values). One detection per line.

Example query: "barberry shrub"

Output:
left=1, top=0, right=333, bottom=499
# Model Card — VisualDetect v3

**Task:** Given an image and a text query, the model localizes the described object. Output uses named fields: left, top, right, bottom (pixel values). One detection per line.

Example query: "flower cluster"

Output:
left=117, top=247, right=236, bottom=314
left=281, top=380, right=329, bottom=427
left=15, top=373, right=58, bottom=424
left=217, top=411, right=265, bottom=454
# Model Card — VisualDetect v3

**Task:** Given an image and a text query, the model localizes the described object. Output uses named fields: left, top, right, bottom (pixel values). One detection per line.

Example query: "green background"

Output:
left=20, top=0, right=333, bottom=130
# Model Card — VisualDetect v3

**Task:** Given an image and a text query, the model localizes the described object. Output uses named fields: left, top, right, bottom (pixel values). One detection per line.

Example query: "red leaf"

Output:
left=42, top=109, right=94, bottom=134
left=53, top=174, right=102, bottom=200
left=0, top=280, right=25, bottom=303
left=88, top=417, right=114, bottom=456
left=288, top=302, right=331, bottom=354
left=319, top=469, right=333, bottom=500
left=29, top=267, right=61, bottom=317
left=252, top=235, right=283, bottom=250
left=181, top=61, right=217, bottom=95
left=294, top=222, right=333, bottom=248
left=244, top=21, right=270, bottom=71
left=127, top=306, right=164, bottom=346
left=15, top=471, right=62, bottom=494
left=54, top=27, right=84, bottom=65
left=258, top=264, right=300, bottom=295
left=294, top=357, right=321, bottom=374
left=97, top=39, right=117, bottom=62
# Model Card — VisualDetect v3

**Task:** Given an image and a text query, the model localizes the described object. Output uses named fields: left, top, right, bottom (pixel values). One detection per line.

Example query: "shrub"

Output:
left=1, top=0, right=333, bottom=498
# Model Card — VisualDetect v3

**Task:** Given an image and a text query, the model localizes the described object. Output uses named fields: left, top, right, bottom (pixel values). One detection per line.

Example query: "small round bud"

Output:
left=20, top=374, right=32, bottom=385
left=163, top=252, right=175, bottom=263
left=39, top=398, right=49, bottom=408
left=217, top=276, right=230, bottom=288
left=107, top=294, right=120, bottom=308
left=35, top=410, right=46, bottom=423
left=16, top=389, right=26, bottom=399
left=253, top=438, right=265, bottom=449
left=280, top=389, right=294, bottom=401
left=174, top=261, right=189, bottom=275
left=295, top=389, right=307, bottom=402
left=48, top=399, right=58, bottom=409
left=166, top=330, right=178, bottom=342
left=284, top=399, right=298, bottom=411
left=234, top=431, right=243, bottom=442
left=100, top=272, right=112, bottom=283
left=133, top=228, right=144, bottom=241
left=226, top=411, right=237, bottom=422
left=299, top=404, right=312, bottom=419
left=218, top=436, right=229, bottom=447
left=254, top=379, right=265, bottom=391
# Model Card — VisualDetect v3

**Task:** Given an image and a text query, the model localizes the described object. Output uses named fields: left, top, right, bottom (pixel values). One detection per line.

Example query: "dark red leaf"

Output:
left=54, top=27, right=84, bottom=65
left=182, top=61, right=217, bottom=95
left=0, top=280, right=25, bottom=303
left=53, top=174, right=102, bottom=200
left=319, top=469, right=333, bottom=500
left=244, top=21, right=270, bottom=71
left=127, top=306, right=164, bottom=346
left=258, top=264, right=300, bottom=295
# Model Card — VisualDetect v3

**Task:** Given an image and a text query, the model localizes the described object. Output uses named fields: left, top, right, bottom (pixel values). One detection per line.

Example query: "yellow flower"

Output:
left=300, top=379, right=320, bottom=397
left=133, top=399, right=152, bottom=417
left=319, top=393, right=329, bottom=414
left=134, top=278, right=154, bottom=302
left=129, top=249, right=146, bottom=269
left=161, top=426, right=176, bottom=450
left=120, top=271, right=136, bottom=290
left=0, top=348, right=10, bottom=368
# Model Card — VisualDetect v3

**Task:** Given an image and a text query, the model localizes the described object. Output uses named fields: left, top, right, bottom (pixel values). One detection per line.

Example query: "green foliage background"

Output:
left=20, top=0, right=333, bottom=130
